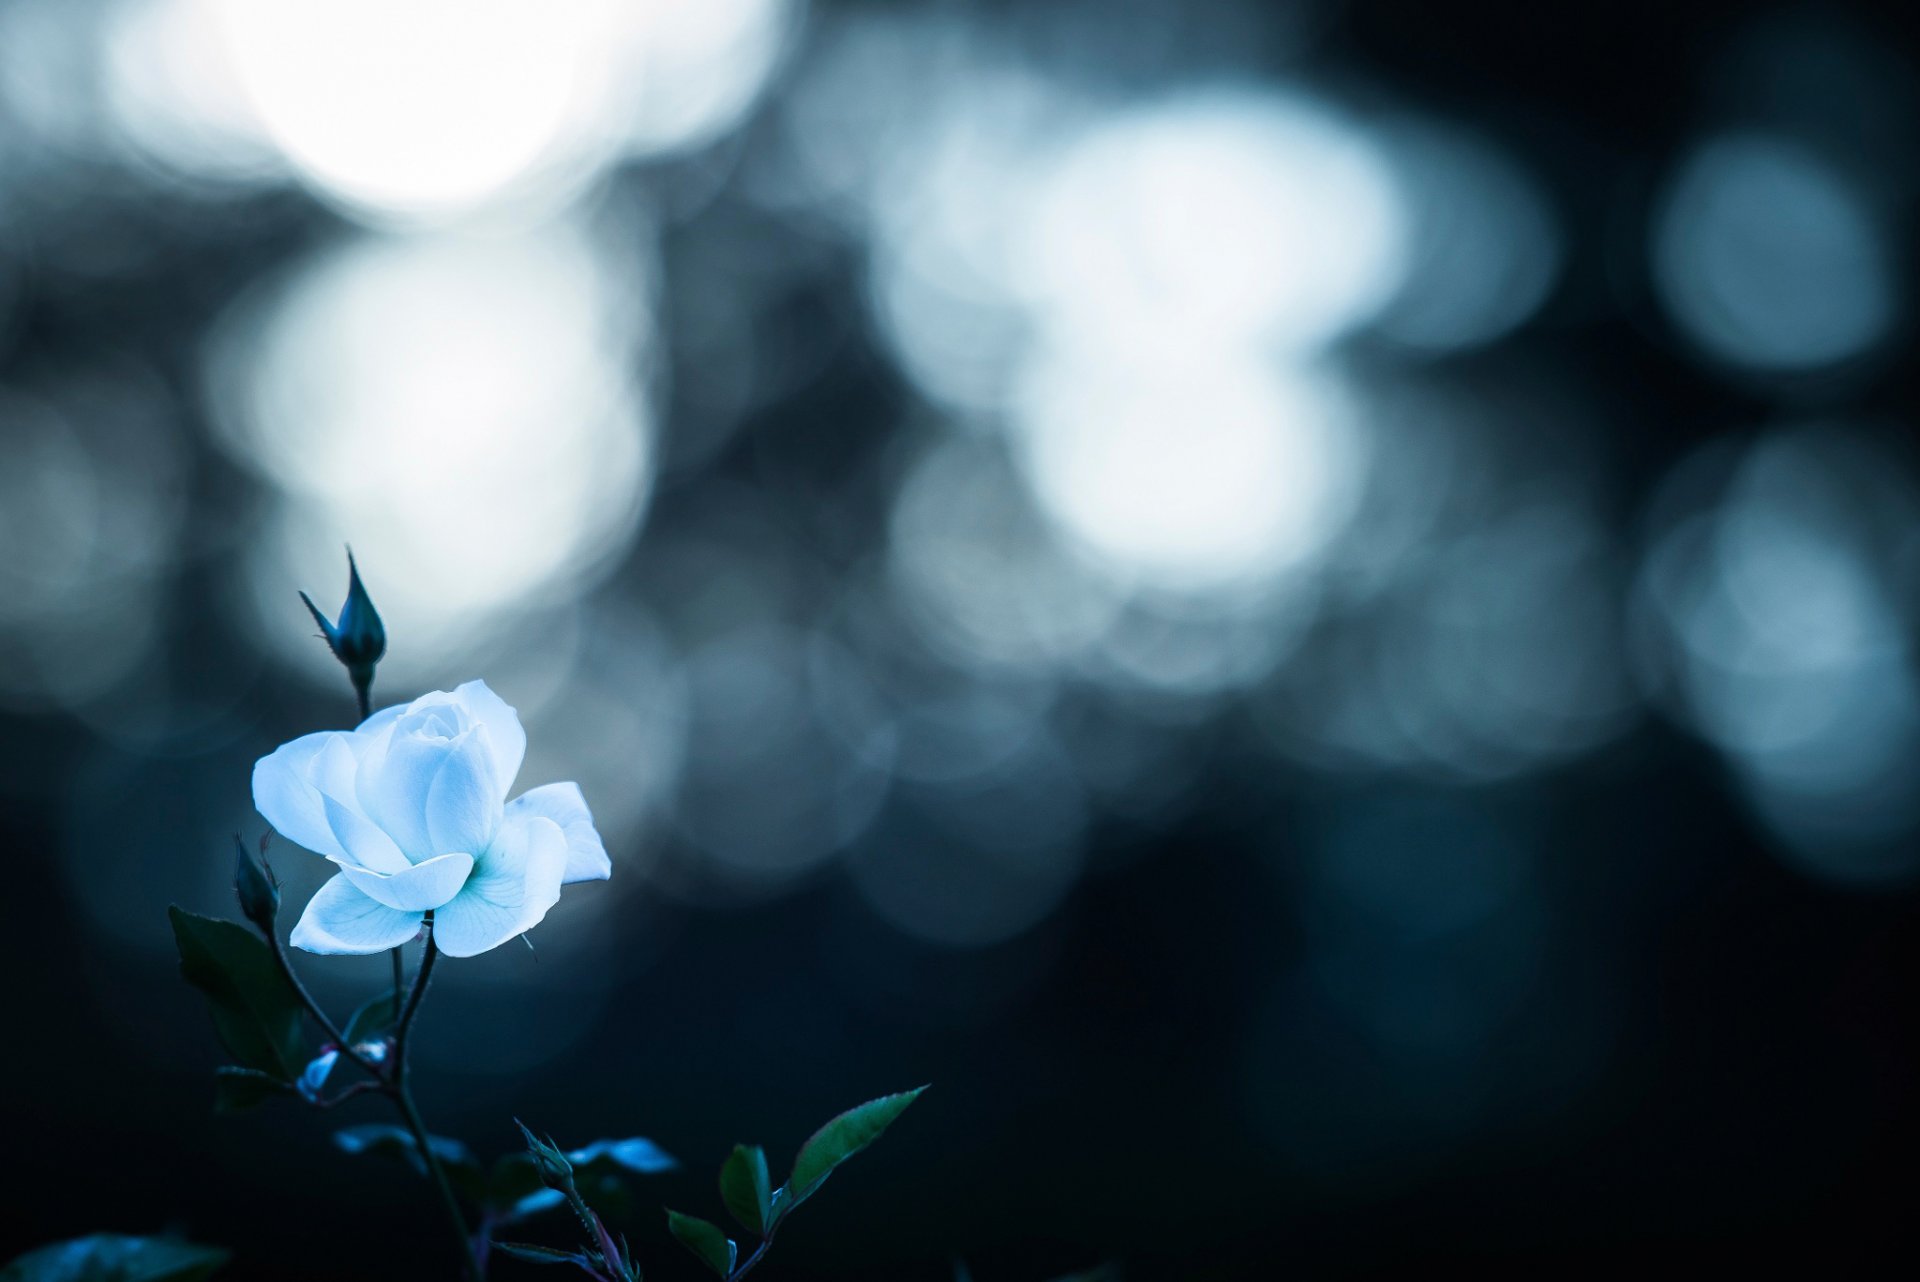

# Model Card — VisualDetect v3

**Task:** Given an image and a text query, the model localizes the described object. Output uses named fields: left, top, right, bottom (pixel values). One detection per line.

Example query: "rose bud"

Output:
left=300, top=550, right=386, bottom=712
left=234, top=834, right=280, bottom=932
left=516, top=1120, right=577, bottom=1191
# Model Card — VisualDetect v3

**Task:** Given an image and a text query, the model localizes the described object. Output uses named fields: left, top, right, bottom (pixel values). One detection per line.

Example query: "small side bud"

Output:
left=234, top=834, right=280, bottom=931
left=515, top=1119, right=576, bottom=1191
left=301, top=550, right=386, bottom=712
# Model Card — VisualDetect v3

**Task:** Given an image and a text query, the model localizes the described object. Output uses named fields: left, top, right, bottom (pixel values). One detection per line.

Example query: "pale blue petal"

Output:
left=355, top=719, right=501, bottom=862
left=450, top=680, right=526, bottom=798
left=333, top=851, right=474, bottom=912
left=431, top=815, right=566, bottom=958
left=353, top=702, right=407, bottom=738
left=252, top=731, right=351, bottom=858
left=504, top=782, right=610, bottom=884
left=290, top=874, right=425, bottom=955
left=322, top=794, right=410, bottom=874
left=424, top=730, right=502, bottom=856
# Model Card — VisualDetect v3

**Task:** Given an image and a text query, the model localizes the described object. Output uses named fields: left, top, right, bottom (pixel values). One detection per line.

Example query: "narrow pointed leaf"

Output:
left=212, top=1066, right=294, bottom=1113
left=785, top=1086, right=927, bottom=1213
left=665, top=1211, right=733, bottom=1278
left=168, top=907, right=305, bottom=1080
left=719, top=1144, right=773, bottom=1236
left=491, top=1242, right=590, bottom=1268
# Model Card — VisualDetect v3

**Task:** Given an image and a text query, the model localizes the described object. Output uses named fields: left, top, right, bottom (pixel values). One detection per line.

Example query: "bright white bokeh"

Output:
left=207, top=222, right=655, bottom=681
left=212, top=0, right=603, bottom=222
left=1011, top=343, right=1368, bottom=598
left=101, top=0, right=281, bottom=183
left=1023, top=87, right=1410, bottom=354
left=98, top=0, right=798, bottom=223
left=1653, top=133, right=1894, bottom=372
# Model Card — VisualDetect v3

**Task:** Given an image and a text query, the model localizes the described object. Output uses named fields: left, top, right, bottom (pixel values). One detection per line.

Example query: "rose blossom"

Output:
left=252, top=680, right=608, bottom=957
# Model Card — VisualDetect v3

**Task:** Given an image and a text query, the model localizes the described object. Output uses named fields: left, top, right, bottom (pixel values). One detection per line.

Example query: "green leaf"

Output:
left=719, top=1144, right=772, bottom=1236
left=1, top=1234, right=228, bottom=1282
left=664, top=1211, right=734, bottom=1278
left=491, top=1242, right=589, bottom=1268
left=168, top=907, right=305, bottom=1080
left=334, top=1125, right=486, bottom=1203
left=212, top=1067, right=294, bottom=1114
left=784, top=1086, right=927, bottom=1214
left=342, top=992, right=399, bottom=1048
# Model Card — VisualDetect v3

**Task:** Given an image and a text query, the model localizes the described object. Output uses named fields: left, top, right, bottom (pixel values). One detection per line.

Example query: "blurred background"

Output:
left=3, top=0, right=1919, bottom=1276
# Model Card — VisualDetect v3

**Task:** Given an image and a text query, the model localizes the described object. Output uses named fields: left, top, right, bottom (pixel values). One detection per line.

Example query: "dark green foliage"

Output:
left=210, top=1067, right=293, bottom=1114
left=493, top=1242, right=593, bottom=1268
left=333, top=1125, right=486, bottom=1202
left=1, top=1235, right=228, bottom=1282
left=665, top=1211, right=734, bottom=1277
left=784, top=1086, right=926, bottom=1213
left=341, top=992, right=399, bottom=1049
left=168, top=908, right=305, bottom=1081
left=718, top=1145, right=772, bottom=1236
left=230, top=838, right=277, bottom=932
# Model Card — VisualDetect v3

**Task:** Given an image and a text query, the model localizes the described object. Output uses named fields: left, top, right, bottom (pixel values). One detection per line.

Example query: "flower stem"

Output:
left=384, top=916, right=480, bottom=1280
left=390, top=1082, right=479, bottom=1281
left=265, top=930, right=383, bottom=1078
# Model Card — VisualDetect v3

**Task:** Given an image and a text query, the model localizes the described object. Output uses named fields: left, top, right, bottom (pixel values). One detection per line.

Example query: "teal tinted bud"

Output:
left=515, top=1119, right=576, bottom=1191
left=233, top=834, right=280, bottom=931
left=300, top=551, right=386, bottom=711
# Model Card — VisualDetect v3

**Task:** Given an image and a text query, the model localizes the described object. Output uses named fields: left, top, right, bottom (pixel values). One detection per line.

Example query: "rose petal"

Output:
left=504, top=782, right=610, bottom=884
left=253, top=732, right=350, bottom=858
left=322, top=794, right=410, bottom=874
left=333, top=850, right=474, bottom=912
left=356, top=716, right=502, bottom=861
left=290, top=874, right=425, bottom=955
left=449, top=681, right=527, bottom=798
left=431, top=814, right=567, bottom=957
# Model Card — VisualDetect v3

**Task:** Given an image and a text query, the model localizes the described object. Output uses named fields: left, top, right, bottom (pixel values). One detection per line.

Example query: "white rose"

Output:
left=252, top=680, right=609, bottom=957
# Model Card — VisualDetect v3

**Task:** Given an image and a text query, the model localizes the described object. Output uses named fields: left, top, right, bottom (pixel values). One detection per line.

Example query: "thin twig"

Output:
left=392, top=1077, right=480, bottom=1281
left=383, top=915, right=479, bottom=1280
left=265, top=931, right=384, bottom=1079
left=311, top=1079, right=384, bottom=1109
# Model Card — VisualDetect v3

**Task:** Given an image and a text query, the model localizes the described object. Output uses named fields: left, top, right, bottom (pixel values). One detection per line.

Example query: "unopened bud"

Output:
left=515, top=1119, right=576, bottom=1191
left=234, top=834, right=280, bottom=931
left=300, top=550, right=386, bottom=711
